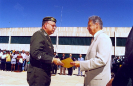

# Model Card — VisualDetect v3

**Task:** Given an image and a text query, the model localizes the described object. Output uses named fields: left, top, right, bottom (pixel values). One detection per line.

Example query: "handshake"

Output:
left=53, top=58, right=64, bottom=66
left=53, top=58, right=80, bottom=67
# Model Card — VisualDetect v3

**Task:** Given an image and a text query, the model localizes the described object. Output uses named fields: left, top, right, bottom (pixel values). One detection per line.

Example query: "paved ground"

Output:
left=0, top=69, right=84, bottom=86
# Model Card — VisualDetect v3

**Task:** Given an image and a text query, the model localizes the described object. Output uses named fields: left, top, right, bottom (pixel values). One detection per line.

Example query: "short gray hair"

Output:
left=89, top=16, right=103, bottom=29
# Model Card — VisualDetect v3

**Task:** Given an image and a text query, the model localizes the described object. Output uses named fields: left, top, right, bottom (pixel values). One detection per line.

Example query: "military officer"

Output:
left=27, top=17, right=63, bottom=86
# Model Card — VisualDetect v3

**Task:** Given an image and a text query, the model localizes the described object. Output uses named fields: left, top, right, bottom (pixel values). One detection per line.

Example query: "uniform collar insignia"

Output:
left=44, top=32, right=47, bottom=36
left=41, top=29, right=48, bottom=36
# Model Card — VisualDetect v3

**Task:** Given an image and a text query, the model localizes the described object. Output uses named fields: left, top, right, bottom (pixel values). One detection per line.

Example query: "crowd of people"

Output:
left=52, top=53, right=84, bottom=76
left=0, top=49, right=125, bottom=76
left=0, top=49, right=85, bottom=76
left=0, top=49, right=30, bottom=72
left=111, top=55, right=125, bottom=75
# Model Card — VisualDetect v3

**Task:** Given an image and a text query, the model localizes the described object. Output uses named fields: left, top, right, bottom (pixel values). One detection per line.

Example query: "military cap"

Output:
left=43, top=16, right=57, bottom=23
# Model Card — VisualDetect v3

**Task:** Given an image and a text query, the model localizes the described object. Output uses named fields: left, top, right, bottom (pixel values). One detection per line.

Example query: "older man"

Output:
left=71, top=16, right=112, bottom=86
left=27, top=17, right=63, bottom=86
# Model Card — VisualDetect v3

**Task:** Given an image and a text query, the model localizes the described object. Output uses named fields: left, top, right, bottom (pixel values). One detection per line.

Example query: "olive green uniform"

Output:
left=27, top=29, right=54, bottom=86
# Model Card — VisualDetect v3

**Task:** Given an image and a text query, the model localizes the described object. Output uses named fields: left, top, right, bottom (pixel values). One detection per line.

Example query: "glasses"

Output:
left=47, top=23, right=57, bottom=28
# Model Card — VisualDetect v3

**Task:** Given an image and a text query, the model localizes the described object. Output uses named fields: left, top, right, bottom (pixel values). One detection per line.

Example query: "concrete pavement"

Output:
left=0, top=69, right=84, bottom=86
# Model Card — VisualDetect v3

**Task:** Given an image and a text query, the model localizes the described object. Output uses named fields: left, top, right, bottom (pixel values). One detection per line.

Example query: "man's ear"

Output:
left=95, top=23, right=99, bottom=29
left=45, top=24, right=47, bottom=29
left=43, top=23, right=47, bottom=29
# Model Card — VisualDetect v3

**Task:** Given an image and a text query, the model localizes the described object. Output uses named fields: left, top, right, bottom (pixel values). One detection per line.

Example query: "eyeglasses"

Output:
left=47, top=23, right=57, bottom=28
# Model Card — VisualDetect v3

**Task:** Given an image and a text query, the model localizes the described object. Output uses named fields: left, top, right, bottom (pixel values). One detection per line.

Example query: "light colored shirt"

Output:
left=78, top=57, right=84, bottom=61
left=0, top=52, right=3, bottom=57
left=26, top=55, right=30, bottom=62
left=21, top=53, right=27, bottom=59
left=11, top=54, right=17, bottom=61
left=94, top=30, right=102, bottom=39
left=6, top=54, right=11, bottom=62
left=1, top=54, right=6, bottom=59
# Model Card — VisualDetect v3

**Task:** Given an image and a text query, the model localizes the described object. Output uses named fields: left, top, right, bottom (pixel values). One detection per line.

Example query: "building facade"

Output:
left=0, top=27, right=131, bottom=58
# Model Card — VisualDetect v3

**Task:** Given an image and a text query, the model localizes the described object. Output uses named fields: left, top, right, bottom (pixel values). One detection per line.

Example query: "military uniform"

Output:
left=27, top=28, right=54, bottom=86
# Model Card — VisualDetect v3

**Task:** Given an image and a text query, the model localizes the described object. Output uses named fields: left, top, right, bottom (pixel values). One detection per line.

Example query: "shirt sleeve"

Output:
left=80, top=36, right=112, bottom=71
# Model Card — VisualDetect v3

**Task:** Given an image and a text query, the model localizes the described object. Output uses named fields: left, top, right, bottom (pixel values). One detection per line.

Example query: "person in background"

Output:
left=78, top=54, right=84, bottom=76
left=11, top=51, right=17, bottom=72
left=5, top=51, right=11, bottom=71
left=52, top=52, right=58, bottom=75
left=21, top=50, right=27, bottom=72
left=60, top=53, right=66, bottom=75
left=0, top=49, right=3, bottom=70
left=1, top=51, right=6, bottom=71
left=17, top=52, right=23, bottom=71
left=73, top=57, right=76, bottom=70
left=24, top=52, right=30, bottom=71
left=68, top=54, right=74, bottom=76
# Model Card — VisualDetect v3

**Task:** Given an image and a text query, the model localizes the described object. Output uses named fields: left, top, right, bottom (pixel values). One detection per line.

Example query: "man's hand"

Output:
left=106, top=78, right=114, bottom=86
left=53, top=58, right=64, bottom=66
left=70, top=61, right=80, bottom=67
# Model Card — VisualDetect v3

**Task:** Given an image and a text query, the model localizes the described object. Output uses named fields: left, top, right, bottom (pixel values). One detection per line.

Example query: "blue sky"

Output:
left=0, top=0, right=133, bottom=28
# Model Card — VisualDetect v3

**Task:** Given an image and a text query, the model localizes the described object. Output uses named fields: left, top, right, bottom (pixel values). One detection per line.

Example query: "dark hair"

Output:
left=42, top=20, right=47, bottom=26
left=42, top=17, right=57, bottom=26
left=89, top=16, right=103, bottom=29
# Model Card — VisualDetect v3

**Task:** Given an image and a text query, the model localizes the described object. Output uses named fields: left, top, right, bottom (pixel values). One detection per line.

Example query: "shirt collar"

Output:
left=94, top=30, right=102, bottom=38
left=41, top=28, right=48, bottom=36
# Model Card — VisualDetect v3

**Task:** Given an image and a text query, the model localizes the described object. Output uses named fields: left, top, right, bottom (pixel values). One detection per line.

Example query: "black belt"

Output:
left=31, top=62, right=51, bottom=71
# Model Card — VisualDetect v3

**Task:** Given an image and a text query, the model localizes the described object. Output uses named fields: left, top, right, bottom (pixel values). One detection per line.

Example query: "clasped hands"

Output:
left=53, top=58, right=80, bottom=67
left=53, top=58, right=64, bottom=66
left=70, top=61, right=80, bottom=67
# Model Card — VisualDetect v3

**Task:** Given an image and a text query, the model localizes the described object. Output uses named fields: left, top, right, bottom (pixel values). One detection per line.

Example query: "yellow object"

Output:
left=61, top=58, right=73, bottom=68
left=13, top=50, right=15, bottom=53
left=6, top=54, right=11, bottom=62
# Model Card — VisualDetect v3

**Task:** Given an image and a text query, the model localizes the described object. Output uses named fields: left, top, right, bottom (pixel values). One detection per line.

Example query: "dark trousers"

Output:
left=52, top=64, right=57, bottom=74
left=68, top=67, right=73, bottom=75
left=18, top=62, right=22, bottom=71
left=1, top=59, right=6, bottom=71
left=27, top=65, right=51, bottom=86
left=6, top=62, right=11, bottom=71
